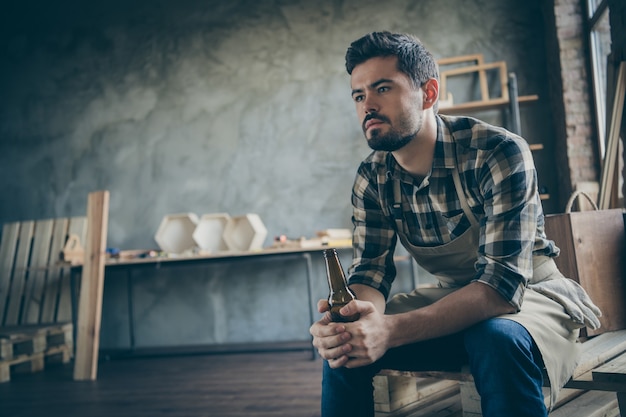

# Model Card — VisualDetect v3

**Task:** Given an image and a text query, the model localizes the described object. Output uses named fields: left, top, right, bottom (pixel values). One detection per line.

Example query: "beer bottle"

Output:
left=323, top=248, right=359, bottom=322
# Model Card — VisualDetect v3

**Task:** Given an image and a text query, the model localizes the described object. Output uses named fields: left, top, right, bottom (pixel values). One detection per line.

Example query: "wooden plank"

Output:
left=440, top=61, right=506, bottom=78
left=4, top=221, right=35, bottom=326
left=548, top=391, right=618, bottom=417
left=439, top=94, right=538, bottom=114
left=599, top=61, right=626, bottom=210
left=459, top=380, right=481, bottom=416
left=437, top=54, right=484, bottom=66
left=40, top=218, right=70, bottom=323
left=378, top=368, right=474, bottom=382
left=57, top=217, right=86, bottom=323
left=545, top=208, right=626, bottom=336
left=592, top=351, right=626, bottom=384
left=22, top=219, right=54, bottom=324
left=0, top=222, right=21, bottom=326
left=73, top=190, right=109, bottom=380
left=574, top=330, right=626, bottom=377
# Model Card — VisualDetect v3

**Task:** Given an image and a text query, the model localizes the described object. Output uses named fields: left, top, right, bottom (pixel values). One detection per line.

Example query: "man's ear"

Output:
left=422, top=78, right=439, bottom=110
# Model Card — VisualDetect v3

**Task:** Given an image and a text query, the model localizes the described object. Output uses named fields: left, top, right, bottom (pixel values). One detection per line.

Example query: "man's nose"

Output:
left=362, top=95, right=379, bottom=114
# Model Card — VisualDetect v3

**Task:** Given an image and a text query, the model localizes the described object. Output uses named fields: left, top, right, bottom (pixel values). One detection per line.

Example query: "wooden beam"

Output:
left=598, top=61, right=626, bottom=209
left=73, top=190, right=109, bottom=381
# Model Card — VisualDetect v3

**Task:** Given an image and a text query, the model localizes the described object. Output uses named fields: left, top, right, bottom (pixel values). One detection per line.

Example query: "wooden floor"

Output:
left=0, top=350, right=325, bottom=417
left=8, top=348, right=619, bottom=417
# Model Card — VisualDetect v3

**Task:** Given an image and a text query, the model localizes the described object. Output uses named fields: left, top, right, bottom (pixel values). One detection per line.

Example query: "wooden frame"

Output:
left=437, top=54, right=538, bottom=114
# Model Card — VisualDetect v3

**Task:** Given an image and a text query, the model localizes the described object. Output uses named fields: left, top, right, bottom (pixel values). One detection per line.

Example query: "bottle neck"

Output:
left=323, top=249, right=348, bottom=290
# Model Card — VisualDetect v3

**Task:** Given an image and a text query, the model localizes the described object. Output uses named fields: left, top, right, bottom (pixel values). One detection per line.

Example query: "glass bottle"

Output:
left=323, top=248, right=359, bottom=322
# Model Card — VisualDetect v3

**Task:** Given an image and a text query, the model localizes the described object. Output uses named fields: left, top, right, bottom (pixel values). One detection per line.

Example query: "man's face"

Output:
left=350, top=56, right=425, bottom=152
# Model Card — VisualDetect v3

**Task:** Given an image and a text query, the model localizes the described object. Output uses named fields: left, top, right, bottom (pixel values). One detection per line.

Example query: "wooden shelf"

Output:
left=439, top=94, right=539, bottom=114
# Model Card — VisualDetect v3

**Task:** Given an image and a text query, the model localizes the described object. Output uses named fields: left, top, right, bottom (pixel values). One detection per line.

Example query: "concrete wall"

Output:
left=0, top=0, right=555, bottom=350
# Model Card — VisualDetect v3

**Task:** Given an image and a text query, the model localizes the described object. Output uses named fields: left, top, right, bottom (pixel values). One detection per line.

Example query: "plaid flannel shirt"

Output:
left=347, top=114, right=558, bottom=309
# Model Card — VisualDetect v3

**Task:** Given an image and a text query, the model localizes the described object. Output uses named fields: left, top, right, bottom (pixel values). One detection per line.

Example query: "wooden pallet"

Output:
left=374, top=374, right=459, bottom=413
left=0, top=217, right=87, bottom=327
left=0, top=322, right=73, bottom=382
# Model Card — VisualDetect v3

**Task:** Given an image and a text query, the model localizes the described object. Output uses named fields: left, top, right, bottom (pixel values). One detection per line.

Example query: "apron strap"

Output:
left=450, top=159, right=479, bottom=228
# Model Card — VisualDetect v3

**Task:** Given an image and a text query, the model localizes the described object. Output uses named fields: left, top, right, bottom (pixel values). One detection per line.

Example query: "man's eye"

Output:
left=378, top=86, right=389, bottom=93
left=353, top=95, right=364, bottom=102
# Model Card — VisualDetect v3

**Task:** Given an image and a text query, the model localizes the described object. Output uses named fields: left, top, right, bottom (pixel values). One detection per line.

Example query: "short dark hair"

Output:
left=345, top=31, right=439, bottom=88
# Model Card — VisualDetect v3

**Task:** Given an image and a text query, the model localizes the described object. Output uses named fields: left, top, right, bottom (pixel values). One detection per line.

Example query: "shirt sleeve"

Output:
left=347, top=164, right=398, bottom=300
left=474, top=135, right=539, bottom=311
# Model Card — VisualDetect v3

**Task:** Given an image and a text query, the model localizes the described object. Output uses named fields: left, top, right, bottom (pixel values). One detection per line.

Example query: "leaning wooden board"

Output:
left=0, top=216, right=87, bottom=326
left=544, top=207, right=626, bottom=336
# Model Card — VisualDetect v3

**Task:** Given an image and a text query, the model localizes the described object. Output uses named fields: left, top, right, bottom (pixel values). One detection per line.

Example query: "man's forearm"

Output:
left=350, top=283, right=386, bottom=313
left=385, top=281, right=516, bottom=348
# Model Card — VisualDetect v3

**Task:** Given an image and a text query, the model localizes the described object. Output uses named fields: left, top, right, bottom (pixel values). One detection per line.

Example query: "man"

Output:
left=309, top=31, right=601, bottom=417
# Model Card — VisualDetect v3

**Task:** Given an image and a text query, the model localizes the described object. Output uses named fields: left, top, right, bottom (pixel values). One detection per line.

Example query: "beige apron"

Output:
left=384, top=148, right=581, bottom=409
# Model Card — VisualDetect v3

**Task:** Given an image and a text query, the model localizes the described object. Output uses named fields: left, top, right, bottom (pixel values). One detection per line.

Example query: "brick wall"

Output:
left=542, top=0, right=599, bottom=209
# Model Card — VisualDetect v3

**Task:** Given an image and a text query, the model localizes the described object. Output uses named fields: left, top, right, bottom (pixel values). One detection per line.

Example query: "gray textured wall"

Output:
left=0, top=0, right=554, bottom=349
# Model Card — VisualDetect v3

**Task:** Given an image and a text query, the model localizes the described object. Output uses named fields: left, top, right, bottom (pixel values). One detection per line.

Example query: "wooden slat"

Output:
left=56, top=217, right=86, bottom=323
left=40, top=218, right=70, bottom=323
left=4, top=221, right=35, bottom=326
left=437, top=54, right=485, bottom=66
left=22, top=219, right=54, bottom=324
left=598, top=62, right=626, bottom=210
left=74, top=190, right=109, bottom=381
left=592, top=351, right=626, bottom=384
left=0, top=222, right=20, bottom=326
left=549, top=391, right=618, bottom=417
left=574, top=330, right=626, bottom=378
left=439, top=94, right=539, bottom=114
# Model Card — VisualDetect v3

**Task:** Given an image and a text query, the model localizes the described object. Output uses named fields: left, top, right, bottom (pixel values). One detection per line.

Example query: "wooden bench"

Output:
left=376, top=329, right=626, bottom=416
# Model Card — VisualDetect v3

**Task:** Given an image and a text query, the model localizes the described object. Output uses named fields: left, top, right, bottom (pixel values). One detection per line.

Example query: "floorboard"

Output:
left=0, top=350, right=323, bottom=417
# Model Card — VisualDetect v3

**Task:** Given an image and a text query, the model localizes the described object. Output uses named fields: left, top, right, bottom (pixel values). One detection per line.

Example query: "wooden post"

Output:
left=598, top=61, right=626, bottom=209
left=73, top=190, right=109, bottom=381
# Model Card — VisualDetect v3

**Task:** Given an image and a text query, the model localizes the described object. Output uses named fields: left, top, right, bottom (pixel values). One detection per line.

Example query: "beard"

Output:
left=363, top=112, right=422, bottom=152
left=367, top=129, right=414, bottom=152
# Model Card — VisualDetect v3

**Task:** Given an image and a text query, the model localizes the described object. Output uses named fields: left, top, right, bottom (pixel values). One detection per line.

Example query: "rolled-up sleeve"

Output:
left=474, top=136, right=539, bottom=310
left=347, top=164, right=398, bottom=300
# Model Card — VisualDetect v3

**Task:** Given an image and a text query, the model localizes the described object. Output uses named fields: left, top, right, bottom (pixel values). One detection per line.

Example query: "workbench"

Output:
left=70, top=245, right=353, bottom=358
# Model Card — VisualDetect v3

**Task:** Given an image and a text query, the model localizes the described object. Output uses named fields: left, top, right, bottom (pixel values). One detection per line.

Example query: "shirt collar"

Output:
left=384, top=115, right=457, bottom=186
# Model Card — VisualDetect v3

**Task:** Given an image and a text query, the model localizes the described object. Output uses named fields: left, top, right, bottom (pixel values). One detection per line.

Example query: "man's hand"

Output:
left=335, top=300, right=391, bottom=368
left=309, top=298, right=391, bottom=369
left=309, top=299, right=354, bottom=368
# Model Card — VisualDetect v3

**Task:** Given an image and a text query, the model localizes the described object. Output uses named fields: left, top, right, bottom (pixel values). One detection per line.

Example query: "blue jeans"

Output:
left=321, top=318, right=547, bottom=417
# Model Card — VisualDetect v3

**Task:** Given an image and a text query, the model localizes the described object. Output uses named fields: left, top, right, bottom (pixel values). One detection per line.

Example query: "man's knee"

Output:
left=464, top=318, right=534, bottom=358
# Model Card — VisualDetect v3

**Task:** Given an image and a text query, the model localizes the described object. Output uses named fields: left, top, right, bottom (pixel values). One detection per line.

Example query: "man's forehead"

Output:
left=350, top=56, right=405, bottom=88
